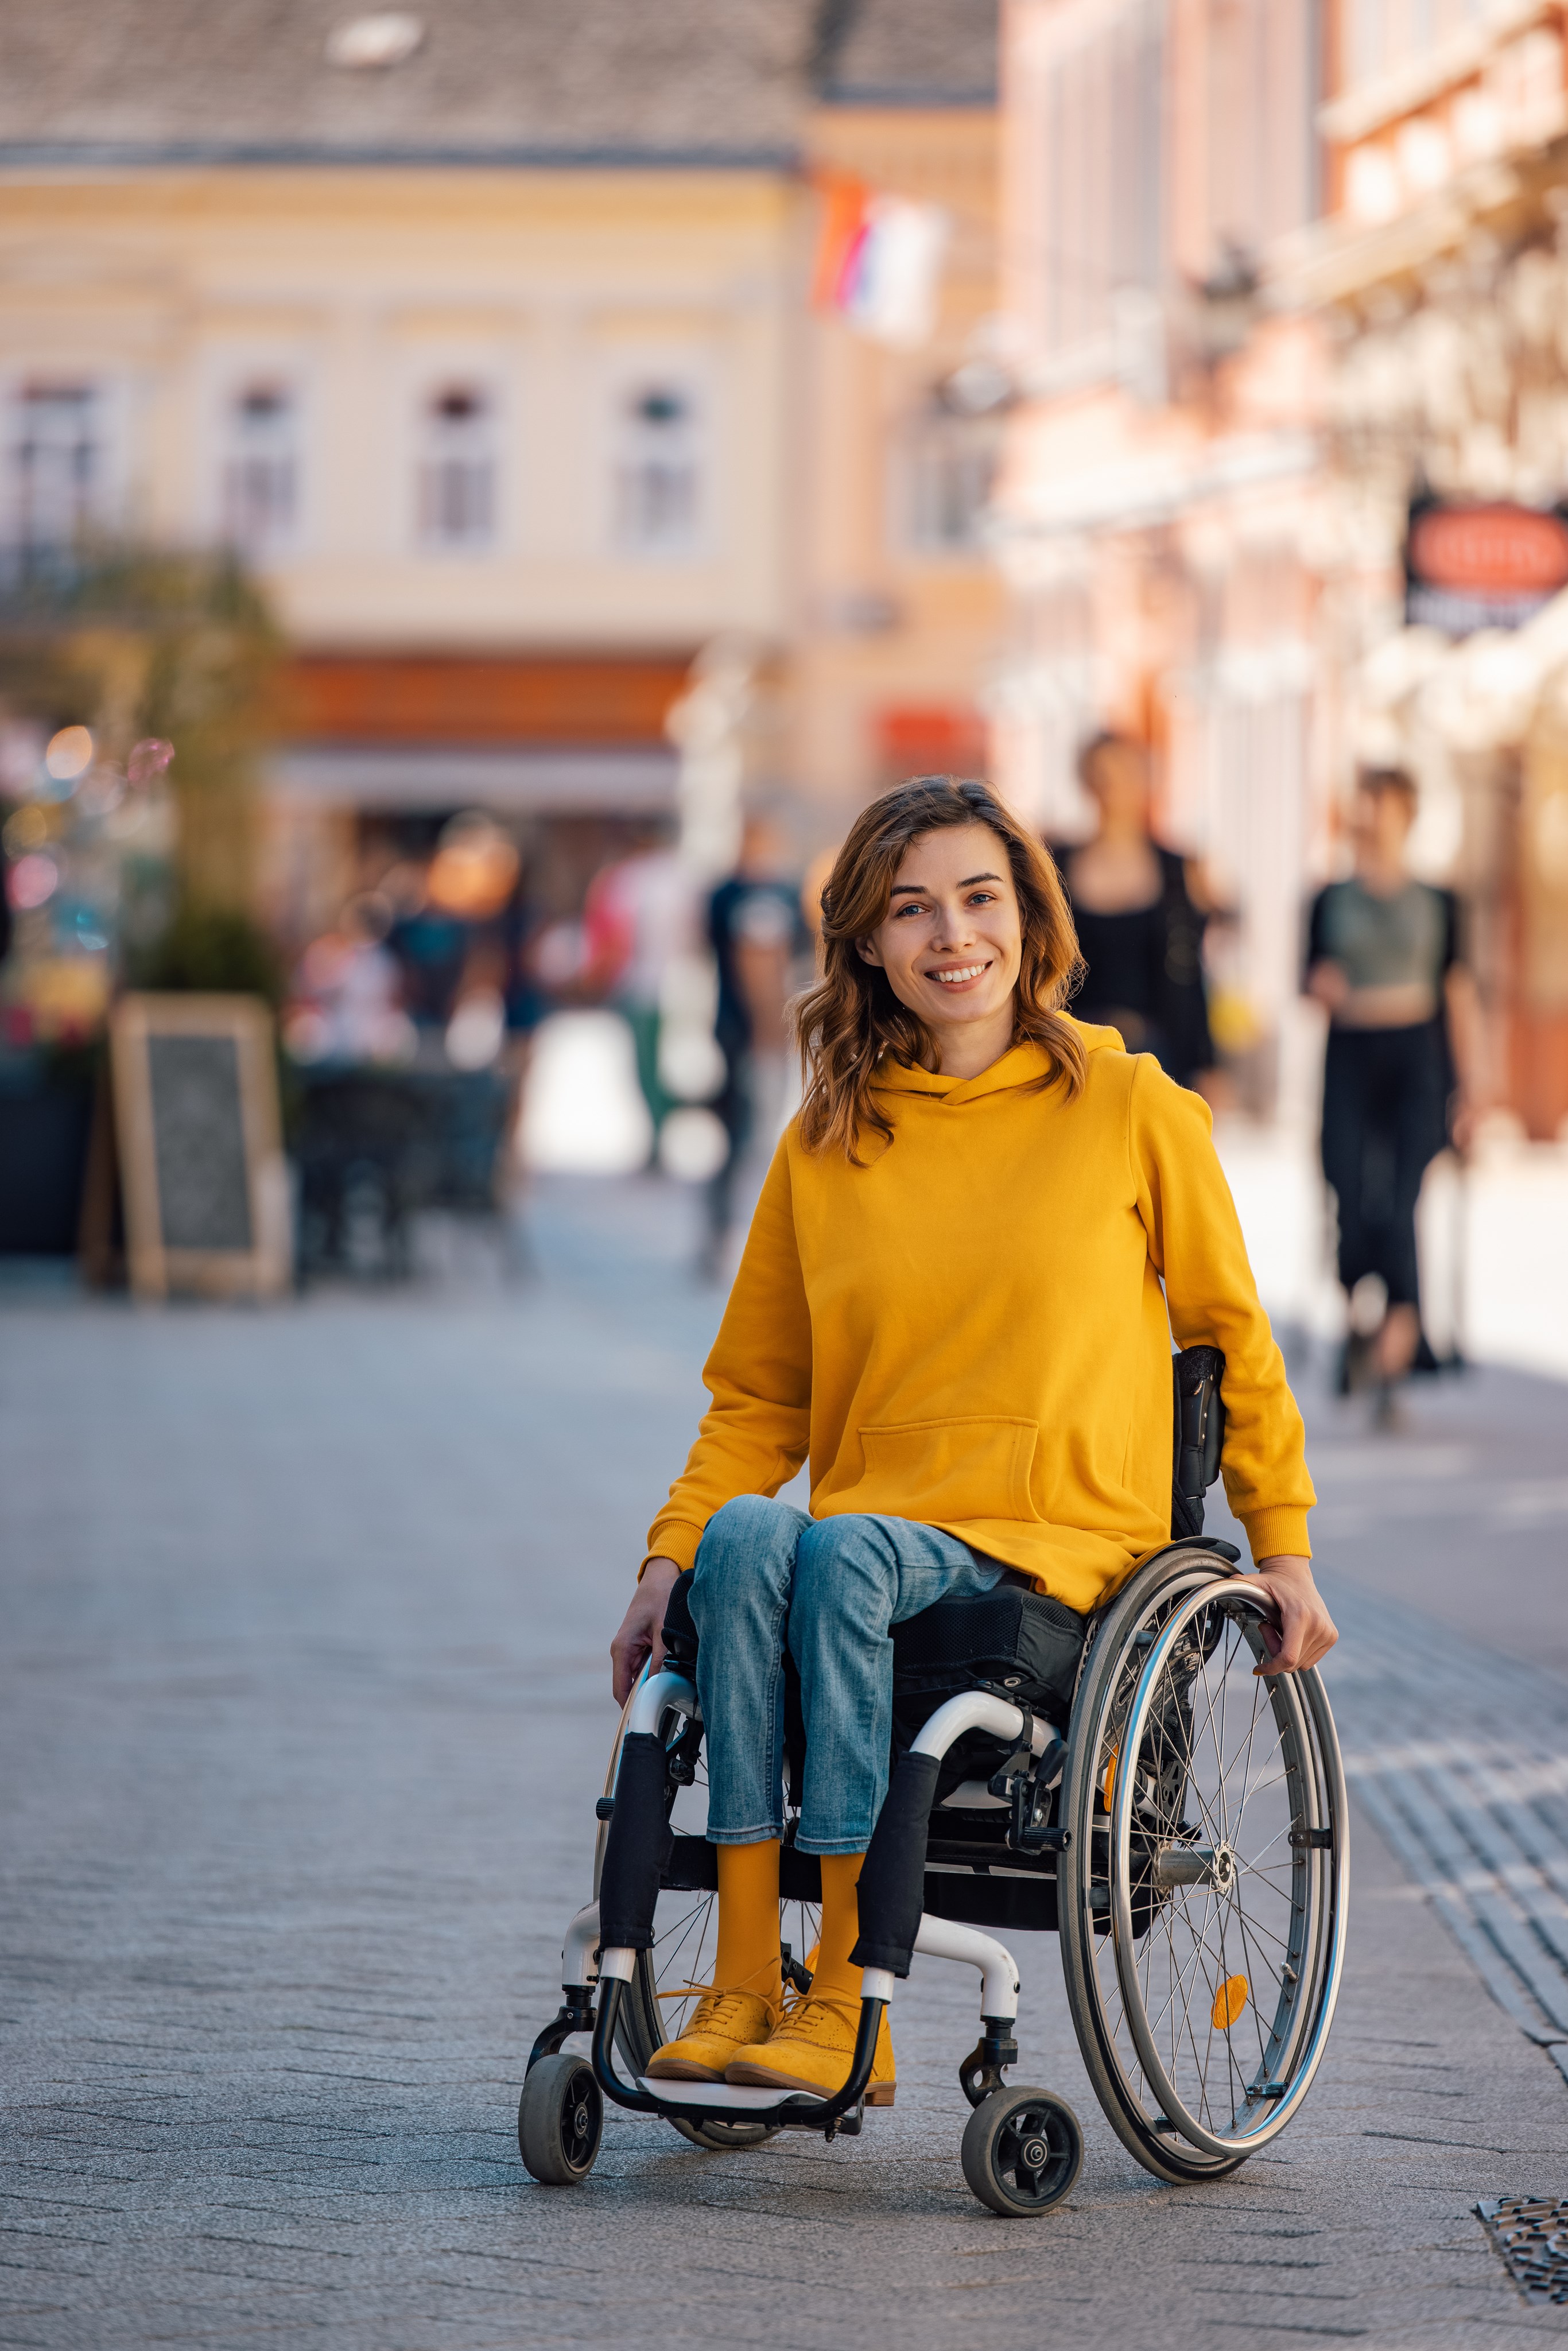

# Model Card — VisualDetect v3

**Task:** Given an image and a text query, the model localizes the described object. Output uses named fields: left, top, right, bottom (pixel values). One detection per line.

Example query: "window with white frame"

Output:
left=7, top=381, right=103, bottom=555
left=221, top=381, right=298, bottom=556
left=612, top=380, right=704, bottom=558
left=418, top=383, right=496, bottom=551
left=902, top=396, right=1002, bottom=554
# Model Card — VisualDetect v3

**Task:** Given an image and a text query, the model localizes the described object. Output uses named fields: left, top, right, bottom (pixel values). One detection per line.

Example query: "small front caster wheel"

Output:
left=518, top=2055, right=603, bottom=2186
left=960, top=2085, right=1082, bottom=2217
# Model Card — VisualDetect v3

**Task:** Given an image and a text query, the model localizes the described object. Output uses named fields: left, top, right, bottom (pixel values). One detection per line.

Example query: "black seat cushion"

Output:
left=662, top=1573, right=1084, bottom=1718
left=891, top=1585, right=1086, bottom=1728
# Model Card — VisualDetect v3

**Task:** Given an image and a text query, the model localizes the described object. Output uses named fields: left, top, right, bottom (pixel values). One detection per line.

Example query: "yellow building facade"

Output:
left=0, top=0, right=1003, bottom=935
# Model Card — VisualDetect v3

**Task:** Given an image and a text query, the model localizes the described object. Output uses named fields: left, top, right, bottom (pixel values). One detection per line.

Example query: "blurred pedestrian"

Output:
left=286, top=892, right=413, bottom=1064
left=700, top=812, right=800, bottom=1279
left=1053, top=732, right=1215, bottom=1093
left=1305, top=767, right=1480, bottom=1425
left=582, top=825, right=693, bottom=1157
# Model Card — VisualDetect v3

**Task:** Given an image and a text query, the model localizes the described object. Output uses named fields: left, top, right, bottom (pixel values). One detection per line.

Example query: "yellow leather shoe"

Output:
left=725, top=1992, right=895, bottom=2104
left=645, top=1988, right=779, bottom=2084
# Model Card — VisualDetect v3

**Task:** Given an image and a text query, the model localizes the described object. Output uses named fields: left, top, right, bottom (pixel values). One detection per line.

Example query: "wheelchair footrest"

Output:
left=636, top=2077, right=826, bottom=2112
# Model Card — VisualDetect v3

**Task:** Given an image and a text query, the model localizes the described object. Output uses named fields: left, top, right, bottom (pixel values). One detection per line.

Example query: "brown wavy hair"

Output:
left=793, top=776, right=1086, bottom=1159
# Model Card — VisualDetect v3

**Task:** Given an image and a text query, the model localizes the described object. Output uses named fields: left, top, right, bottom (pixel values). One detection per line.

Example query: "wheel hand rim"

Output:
left=1108, top=1584, right=1346, bottom=2159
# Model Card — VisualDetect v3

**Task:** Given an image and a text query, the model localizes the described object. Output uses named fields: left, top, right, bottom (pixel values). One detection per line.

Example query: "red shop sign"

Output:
left=1408, top=503, right=1568, bottom=596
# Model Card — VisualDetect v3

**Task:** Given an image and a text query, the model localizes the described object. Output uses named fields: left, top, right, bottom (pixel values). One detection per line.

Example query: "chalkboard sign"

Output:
left=111, top=995, right=289, bottom=1300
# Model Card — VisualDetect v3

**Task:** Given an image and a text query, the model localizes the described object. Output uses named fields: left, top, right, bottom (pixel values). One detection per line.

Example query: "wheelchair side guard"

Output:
left=595, top=1668, right=699, bottom=1950
left=596, top=1737, right=671, bottom=1950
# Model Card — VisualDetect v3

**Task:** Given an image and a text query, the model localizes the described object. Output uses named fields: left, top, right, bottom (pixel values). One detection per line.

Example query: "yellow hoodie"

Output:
left=647, top=1025, right=1314, bottom=1613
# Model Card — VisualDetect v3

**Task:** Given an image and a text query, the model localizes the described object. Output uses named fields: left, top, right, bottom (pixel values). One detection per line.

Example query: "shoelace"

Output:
left=771, top=1988, right=864, bottom=2043
left=666, top=1988, right=775, bottom=2036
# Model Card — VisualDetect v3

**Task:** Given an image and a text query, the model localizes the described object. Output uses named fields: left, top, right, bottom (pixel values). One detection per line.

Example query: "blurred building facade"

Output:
left=994, top=0, right=1568, bottom=1134
left=0, top=0, right=1003, bottom=945
left=992, top=0, right=1330, bottom=1116
left=0, top=1, right=814, bottom=944
left=1283, top=0, right=1568, bottom=1137
left=795, top=1, right=1004, bottom=812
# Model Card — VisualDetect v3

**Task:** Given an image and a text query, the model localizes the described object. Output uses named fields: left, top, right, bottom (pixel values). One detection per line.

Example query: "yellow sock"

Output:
left=714, top=1840, right=782, bottom=2008
left=810, top=1853, right=865, bottom=2002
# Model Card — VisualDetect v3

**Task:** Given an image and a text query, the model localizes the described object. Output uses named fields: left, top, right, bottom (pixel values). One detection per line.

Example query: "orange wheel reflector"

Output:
left=1102, top=1747, right=1118, bottom=1807
left=1211, top=1974, right=1249, bottom=2031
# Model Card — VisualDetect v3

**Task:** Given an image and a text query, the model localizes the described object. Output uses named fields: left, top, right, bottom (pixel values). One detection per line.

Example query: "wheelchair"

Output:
left=520, top=1347, right=1348, bottom=2217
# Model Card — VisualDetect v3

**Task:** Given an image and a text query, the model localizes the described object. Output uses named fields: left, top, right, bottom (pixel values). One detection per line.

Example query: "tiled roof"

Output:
left=0, top=0, right=998, bottom=167
left=0, top=0, right=817, bottom=166
left=814, top=0, right=997, bottom=105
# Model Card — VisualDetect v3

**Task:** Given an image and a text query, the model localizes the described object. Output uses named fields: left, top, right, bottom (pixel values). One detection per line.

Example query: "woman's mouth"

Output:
left=927, top=961, right=989, bottom=987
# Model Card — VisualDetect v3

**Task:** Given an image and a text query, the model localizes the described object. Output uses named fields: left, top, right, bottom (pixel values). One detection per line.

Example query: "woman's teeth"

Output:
left=932, top=963, right=987, bottom=984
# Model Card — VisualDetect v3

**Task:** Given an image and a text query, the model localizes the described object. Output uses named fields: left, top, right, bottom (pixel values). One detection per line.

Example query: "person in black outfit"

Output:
left=701, top=813, right=801, bottom=1279
left=1306, top=767, right=1479, bottom=1420
left=1054, top=732, right=1214, bottom=1092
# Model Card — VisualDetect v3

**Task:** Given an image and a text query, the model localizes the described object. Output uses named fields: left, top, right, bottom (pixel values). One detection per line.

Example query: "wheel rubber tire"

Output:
left=960, top=2086, right=1084, bottom=2217
left=518, top=2054, right=603, bottom=2186
left=1057, top=1549, right=1251, bottom=2185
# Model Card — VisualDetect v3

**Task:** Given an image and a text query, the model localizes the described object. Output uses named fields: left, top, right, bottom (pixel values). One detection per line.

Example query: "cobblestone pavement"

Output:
left=5, top=1176, right=1568, bottom=2350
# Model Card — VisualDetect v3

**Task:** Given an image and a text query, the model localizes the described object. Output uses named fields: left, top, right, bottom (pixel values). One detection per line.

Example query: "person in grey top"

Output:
left=1306, top=769, right=1480, bottom=1421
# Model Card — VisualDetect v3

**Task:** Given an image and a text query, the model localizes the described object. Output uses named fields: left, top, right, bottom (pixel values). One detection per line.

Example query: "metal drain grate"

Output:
left=1476, top=2198, right=1568, bottom=2305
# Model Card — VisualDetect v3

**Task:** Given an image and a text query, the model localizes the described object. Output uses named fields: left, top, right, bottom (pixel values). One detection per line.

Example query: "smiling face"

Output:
left=857, top=821, right=1023, bottom=1068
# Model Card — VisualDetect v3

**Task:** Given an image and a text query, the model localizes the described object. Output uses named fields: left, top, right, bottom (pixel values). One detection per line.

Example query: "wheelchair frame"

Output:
left=522, top=1530, right=1349, bottom=2213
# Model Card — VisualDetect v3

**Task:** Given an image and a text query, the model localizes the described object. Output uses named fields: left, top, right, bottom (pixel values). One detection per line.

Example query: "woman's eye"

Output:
left=893, top=901, right=927, bottom=918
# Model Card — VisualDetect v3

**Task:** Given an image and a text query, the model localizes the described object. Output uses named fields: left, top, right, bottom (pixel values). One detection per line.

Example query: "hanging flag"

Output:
left=812, top=173, right=949, bottom=350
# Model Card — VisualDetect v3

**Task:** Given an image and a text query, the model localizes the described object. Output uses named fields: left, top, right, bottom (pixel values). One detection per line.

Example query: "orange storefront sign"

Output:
left=1408, top=504, right=1568, bottom=598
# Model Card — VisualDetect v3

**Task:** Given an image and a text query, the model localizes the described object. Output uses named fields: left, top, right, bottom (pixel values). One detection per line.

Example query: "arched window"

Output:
left=613, top=381, right=703, bottom=557
left=418, top=384, right=495, bottom=551
left=222, top=382, right=298, bottom=555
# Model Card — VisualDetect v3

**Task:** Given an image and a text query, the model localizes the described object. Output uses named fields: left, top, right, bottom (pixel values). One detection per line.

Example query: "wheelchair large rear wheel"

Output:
left=595, top=1684, right=821, bottom=2151
left=1058, top=1548, right=1348, bottom=2183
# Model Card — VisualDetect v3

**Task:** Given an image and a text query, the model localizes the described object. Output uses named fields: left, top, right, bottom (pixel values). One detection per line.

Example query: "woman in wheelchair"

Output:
left=610, top=774, right=1337, bottom=2114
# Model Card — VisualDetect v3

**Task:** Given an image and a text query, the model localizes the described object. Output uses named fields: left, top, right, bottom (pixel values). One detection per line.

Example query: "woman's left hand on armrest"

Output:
left=1249, top=1555, right=1338, bottom=1677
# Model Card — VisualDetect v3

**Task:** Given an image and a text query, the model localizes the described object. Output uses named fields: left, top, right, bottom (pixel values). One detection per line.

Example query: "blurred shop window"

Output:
left=418, top=384, right=496, bottom=552
left=5, top=382, right=102, bottom=561
left=902, top=398, right=1001, bottom=556
left=614, top=382, right=703, bottom=558
left=221, top=382, right=298, bottom=556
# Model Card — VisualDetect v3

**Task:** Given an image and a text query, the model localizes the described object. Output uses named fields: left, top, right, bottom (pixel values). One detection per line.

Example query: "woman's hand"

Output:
left=1305, top=959, right=1349, bottom=1015
left=1249, top=1555, right=1338, bottom=1677
left=611, top=1555, right=682, bottom=1706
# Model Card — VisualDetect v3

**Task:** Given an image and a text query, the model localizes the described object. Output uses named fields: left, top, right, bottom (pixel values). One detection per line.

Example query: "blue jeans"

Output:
left=688, top=1496, right=1007, bottom=1856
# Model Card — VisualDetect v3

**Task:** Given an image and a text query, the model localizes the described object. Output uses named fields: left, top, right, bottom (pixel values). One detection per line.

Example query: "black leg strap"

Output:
left=849, top=1750, right=940, bottom=1977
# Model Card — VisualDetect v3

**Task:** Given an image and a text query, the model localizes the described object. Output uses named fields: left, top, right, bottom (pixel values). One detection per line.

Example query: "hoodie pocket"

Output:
left=857, top=1415, right=1038, bottom=1525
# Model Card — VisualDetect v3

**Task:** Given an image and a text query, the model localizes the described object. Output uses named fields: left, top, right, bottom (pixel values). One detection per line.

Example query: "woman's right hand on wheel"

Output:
left=611, top=1555, right=682, bottom=1705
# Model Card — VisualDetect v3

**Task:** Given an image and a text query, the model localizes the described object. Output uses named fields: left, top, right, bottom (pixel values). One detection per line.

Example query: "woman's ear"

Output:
left=855, top=935, right=884, bottom=968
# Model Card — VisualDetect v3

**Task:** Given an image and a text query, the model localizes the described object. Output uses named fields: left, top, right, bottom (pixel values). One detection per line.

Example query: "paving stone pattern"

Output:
left=4, top=1177, right=1568, bottom=2349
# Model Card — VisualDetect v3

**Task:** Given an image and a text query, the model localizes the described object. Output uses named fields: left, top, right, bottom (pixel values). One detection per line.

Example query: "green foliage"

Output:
left=131, top=899, right=285, bottom=1006
left=0, top=544, right=282, bottom=914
